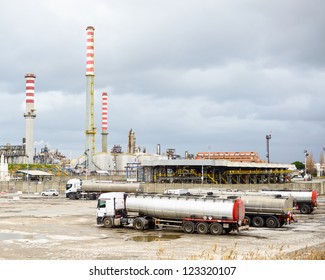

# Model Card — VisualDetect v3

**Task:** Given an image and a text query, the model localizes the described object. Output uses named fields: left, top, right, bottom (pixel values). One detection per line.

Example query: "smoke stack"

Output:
left=24, top=73, right=36, bottom=164
left=86, top=26, right=95, bottom=76
left=85, top=26, right=96, bottom=170
left=101, top=92, right=108, bottom=153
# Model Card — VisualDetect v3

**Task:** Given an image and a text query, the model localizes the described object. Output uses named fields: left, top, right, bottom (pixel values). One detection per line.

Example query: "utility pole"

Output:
left=266, top=134, right=272, bottom=163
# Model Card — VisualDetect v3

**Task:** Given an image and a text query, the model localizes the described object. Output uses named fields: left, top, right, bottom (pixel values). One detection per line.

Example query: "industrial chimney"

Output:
left=101, top=92, right=108, bottom=153
left=85, top=26, right=96, bottom=170
left=24, top=73, right=36, bottom=164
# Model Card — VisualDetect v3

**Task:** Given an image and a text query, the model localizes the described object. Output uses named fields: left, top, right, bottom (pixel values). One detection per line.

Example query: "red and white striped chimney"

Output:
left=25, top=73, right=36, bottom=107
left=86, top=26, right=95, bottom=76
left=101, top=92, right=108, bottom=153
left=85, top=26, right=96, bottom=169
left=24, top=73, right=36, bottom=164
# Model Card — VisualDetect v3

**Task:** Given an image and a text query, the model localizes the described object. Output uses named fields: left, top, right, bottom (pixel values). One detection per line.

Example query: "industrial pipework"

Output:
left=24, top=73, right=36, bottom=164
left=101, top=92, right=108, bottom=153
left=85, top=26, right=96, bottom=169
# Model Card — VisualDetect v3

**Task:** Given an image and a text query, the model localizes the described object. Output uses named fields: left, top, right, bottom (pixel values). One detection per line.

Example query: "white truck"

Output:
left=65, top=178, right=143, bottom=200
left=96, top=192, right=248, bottom=235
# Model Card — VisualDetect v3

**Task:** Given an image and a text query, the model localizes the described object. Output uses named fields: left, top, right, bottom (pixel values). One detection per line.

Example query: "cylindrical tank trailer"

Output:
left=126, top=193, right=245, bottom=223
left=65, top=178, right=143, bottom=199
left=260, top=190, right=318, bottom=214
left=97, top=192, right=248, bottom=235
left=172, top=189, right=296, bottom=228
left=82, top=181, right=143, bottom=193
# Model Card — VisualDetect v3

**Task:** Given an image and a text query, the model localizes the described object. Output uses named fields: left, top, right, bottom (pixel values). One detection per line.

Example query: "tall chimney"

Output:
left=101, top=92, right=108, bottom=153
left=24, top=73, right=36, bottom=164
left=85, top=26, right=96, bottom=170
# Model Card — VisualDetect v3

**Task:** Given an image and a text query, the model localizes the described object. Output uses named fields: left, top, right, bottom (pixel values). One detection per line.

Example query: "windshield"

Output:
left=66, top=184, right=73, bottom=190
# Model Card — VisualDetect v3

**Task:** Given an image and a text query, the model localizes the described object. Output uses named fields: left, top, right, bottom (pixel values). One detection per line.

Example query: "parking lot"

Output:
left=0, top=194, right=324, bottom=260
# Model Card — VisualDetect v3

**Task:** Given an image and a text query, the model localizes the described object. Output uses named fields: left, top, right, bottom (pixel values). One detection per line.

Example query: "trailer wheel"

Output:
left=300, top=204, right=311, bottom=214
left=252, top=216, right=264, bottom=227
left=103, top=217, right=113, bottom=228
left=266, top=216, right=279, bottom=228
left=182, top=221, right=195, bottom=234
left=133, top=217, right=146, bottom=230
left=209, top=222, right=223, bottom=235
left=196, top=222, right=208, bottom=234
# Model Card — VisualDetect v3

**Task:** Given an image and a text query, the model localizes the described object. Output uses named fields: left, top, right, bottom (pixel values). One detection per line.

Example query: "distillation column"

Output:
left=24, top=73, right=36, bottom=164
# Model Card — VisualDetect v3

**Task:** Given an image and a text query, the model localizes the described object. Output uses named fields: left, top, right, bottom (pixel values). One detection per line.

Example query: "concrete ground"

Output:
left=0, top=194, right=324, bottom=260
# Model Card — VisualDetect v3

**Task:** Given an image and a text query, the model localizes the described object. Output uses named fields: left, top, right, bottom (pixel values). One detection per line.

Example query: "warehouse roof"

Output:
left=17, top=170, right=54, bottom=176
left=140, top=159, right=295, bottom=169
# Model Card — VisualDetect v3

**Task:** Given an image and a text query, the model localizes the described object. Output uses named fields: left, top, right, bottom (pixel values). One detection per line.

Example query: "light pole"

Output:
left=266, top=134, right=271, bottom=163
left=304, top=150, right=309, bottom=175
left=201, top=155, right=204, bottom=185
left=84, top=149, right=89, bottom=180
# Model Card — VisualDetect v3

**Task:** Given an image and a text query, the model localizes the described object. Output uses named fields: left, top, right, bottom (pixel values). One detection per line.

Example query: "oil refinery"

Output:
left=0, top=26, right=304, bottom=184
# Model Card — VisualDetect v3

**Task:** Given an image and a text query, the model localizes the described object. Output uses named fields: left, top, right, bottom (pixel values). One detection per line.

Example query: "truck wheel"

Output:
left=266, top=216, right=279, bottom=228
left=196, top=222, right=208, bottom=234
left=182, top=221, right=195, bottom=234
left=252, top=216, right=264, bottom=227
left=300, top=204, right=311, bottom=214
left=103, top=217, right=113, bottom=228
left=209, top=222, right=223, bottom=235
left=133, top=217, right=146, bottom=230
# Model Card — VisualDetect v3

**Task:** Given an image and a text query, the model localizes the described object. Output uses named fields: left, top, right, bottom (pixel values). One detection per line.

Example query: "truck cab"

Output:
left=96, top=192, right=126, bottom=227
left=65, top=178, right=82, bottom=198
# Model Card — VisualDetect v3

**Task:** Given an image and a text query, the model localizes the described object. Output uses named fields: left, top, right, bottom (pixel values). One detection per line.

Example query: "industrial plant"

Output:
left=0, top=26, right=300, bottom=184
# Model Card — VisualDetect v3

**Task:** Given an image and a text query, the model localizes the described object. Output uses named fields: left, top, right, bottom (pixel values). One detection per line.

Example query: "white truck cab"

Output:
left=96, top=192, right=126, bottom=225
left=65, top=178, right=82, bottom=198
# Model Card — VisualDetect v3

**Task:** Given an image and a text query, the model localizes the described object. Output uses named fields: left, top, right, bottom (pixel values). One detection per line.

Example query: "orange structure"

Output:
left=195, top=151, right=265, bottom=163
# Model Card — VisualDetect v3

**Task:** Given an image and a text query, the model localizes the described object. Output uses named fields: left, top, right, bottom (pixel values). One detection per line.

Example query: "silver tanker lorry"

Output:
left=260, top=189, right=318, bottom=214
left=65, top=178, right=143, bottom=200
left=97, top=192, right=248, bottom=235
left=166, top=189, right=296, bottom=228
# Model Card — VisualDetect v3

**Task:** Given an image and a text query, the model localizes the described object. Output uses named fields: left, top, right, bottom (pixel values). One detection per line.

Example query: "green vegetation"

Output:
left=291, top=161, right=305, bottom=170
left=8, top=164, right=68, bottom=176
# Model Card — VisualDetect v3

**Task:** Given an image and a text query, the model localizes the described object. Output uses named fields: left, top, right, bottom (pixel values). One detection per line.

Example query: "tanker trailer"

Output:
left=175, top=189, right=295, bottom=228
left=65, top=178, right=143, bottom=200
left=97, top=192, right=248, bottom=235
left=260, top=189, right=318, bottom=214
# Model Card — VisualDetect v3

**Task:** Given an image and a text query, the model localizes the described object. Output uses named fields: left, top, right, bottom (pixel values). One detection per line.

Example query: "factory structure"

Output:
left=0, top=25, right=295, bottom=184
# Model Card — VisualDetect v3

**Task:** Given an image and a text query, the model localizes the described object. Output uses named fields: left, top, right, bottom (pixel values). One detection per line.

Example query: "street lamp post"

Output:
left=266, top=134, right=271, bottom=163
left=304, top=150, right=309, bottom=176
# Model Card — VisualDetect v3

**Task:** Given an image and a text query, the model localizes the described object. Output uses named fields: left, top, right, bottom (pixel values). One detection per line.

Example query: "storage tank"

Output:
left=126, top=193, right=245, bottom=223
left=82, top=181, right=143, bottom=193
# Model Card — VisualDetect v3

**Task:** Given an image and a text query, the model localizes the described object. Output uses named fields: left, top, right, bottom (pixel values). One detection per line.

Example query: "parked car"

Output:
left=290, top=175, right=304, bottom=181
left=41, top=189, right=59, bottom=196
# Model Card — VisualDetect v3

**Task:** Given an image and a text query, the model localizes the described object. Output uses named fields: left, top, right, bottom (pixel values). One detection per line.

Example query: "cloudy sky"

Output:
left=0, top=0, right=324, bottom=164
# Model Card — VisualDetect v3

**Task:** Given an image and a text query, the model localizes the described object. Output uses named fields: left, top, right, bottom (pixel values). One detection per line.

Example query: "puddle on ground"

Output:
left=0, top=232, right=46, bottom=241
left=128, top=234, right=181, bottom=242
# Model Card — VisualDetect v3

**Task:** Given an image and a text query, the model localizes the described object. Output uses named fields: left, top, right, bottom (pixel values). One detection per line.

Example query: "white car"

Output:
left=290, top=175, right=304, bottom=181
left=41, top=189, right=59, bottom=196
